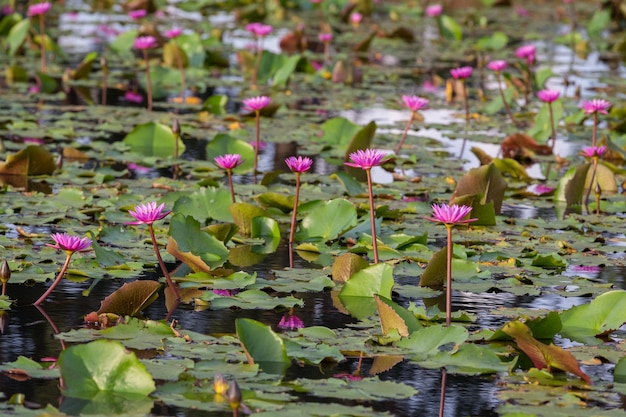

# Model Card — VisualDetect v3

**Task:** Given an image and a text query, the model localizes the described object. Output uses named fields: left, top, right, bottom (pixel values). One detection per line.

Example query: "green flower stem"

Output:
left=148, top=224, right=180, bottom=300
left=289, top=172, right=301, bottom=246
left=584, top=157, right=598, bottom=214
left=366, top=168, right=379, bottom=264
left=143, top=49, right=153, bottom=111
left=34, top=253, right=72, bottom=306
left=445, top=224, right=453, bottom=326
left=227, top=169, right=236, bottom=203
left=395, top=112, right=415, bottom=154
left=39, top=14, right=46, bottom=73
left=495, top=71, right=514, bottom=123
left=548, top=102, right=556, bottom=151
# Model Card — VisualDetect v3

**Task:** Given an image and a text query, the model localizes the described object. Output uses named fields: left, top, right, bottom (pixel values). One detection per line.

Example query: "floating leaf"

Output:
left=0, top=145, right=56, bottom=176
left=235, top=318, right=289, bottom=374
left=438, top=15, right=463, bottom=41
left=96, top=281, right=161, bottom=316
left=397, top=323, right=468, bottom=361
left=339, top=263, right=394, bottom=299
left=331, top=253, right=369, bottom=283
left=205, top=133, right=254, bottom=173
left=374, top=294, right=421, bottom=337
left=168, top=214, right=229, bottom=270
left=123, top=122, right=185, bottom=158
left=172, top=186, right=233, bottom=224
left=318, top=117, right=361, bottom=146
left=229, top=203, right=267, bottom=236
left=451, top=163, right=507, bottom=215
left=298, top=198, right=357, bottom=241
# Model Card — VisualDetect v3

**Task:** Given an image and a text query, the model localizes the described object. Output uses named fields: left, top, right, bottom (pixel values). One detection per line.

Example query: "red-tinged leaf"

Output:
left=503, top=321, right=590, bottom=383
left=97, top=280, right=162, bottom=316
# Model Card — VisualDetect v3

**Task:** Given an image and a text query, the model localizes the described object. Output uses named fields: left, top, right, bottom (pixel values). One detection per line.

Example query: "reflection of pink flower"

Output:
left=278, top=314, right=304, bottom=330
left=487, top=60, right=507, bottom=72
left=245, top=22, right=273, bottom=37
left=243, top=96, right=271, bottom=112
left=402, top=95, right=429, bottom=112
left=516, top=45, right=536, bottom=64
left=128, top=163, right=151, bottom=173
left=134, top=36, right=157, bottom=49
left=127, top=202, right=171, bottom=225
left=580, top=146, right=607, bottom=158
left=450, top=66, right=473, bottom=80
left=345, top=149, right=387, bottom=170
left=571, top=265, right=601, bottom=273
left=124, top=91, right=143, bottom=103
left=165, top=28, right=183, bottom=39
left=214, top=154, right=244, bottom=170
left=28, top=2, right=51, bottom=17
left=581, top=99, right=611, bottom=115
left=537, top=89, right=560, bottom=103
left=285, top=156, right=313, bottom=173
left=47, top=233, right=92, bottom=253
left=425, top=203, right=477, bottom=225
left=128, top=9, right=147, bottom=19
left=422, top=80, right=438, bottom=93
left=425, top=4, right=442, bottom=17
left=333, top=372, right=363, bottom=381
left=29, top=85, right=41, bottom=94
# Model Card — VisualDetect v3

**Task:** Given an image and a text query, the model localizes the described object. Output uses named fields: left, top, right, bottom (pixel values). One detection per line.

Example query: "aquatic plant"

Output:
left=134, top=35, right=158, bottom=111
left=581, top=99, right=610, bottom=147
left=396, top=95, right=429, bottom=153
left=319, top=32, right=332, bottom=64
left=537, top=89, right=560, bottom=151
left=214, top=154, right=244, bottom=203
left=245, top=22, right=272, bottom=87
left=285, top=156, right=313, bottom=252
left=486, top=60, right=514, bottom=123
left=425, top=204, right=477, bottom=325
left=450, top=66, right=473, bottom=124
left=345, top=149, right=388, bottom=263
left=516, top=44, right=536, bottom=105
left=581, top=145, right=607, bottom=213
left=127, top=202, right=180, bottom=300
left=0, top=260, right=9, bottom=297
left=34, top=233, right=92, bottom=306
left=28, top=2, right=51, bottom=73
left=243, top=96, right=271, bottom=179
left=165, top=28, right=186, bottom=100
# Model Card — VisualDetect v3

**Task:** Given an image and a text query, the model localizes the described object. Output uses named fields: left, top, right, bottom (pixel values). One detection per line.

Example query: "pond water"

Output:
left=2, top=0, right=626, bottom=416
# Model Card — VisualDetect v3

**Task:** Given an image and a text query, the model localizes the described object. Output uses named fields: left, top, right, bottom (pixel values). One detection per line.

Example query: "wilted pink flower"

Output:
left=450, top=66, right=473, bottom=80
left=527, top=184, right=554, bottom=196
left=537, top=89, right=560, bottom=103
left=165, top=28, right=183, bottom=39
left=128, top=9, right=147, bottom=19
left=581, top=99, right=611, bottom=115
left=47, top=233, right=92, bottom=253
left=425, top=203, right=477, bottom=225
left=285, top=156, right=313, bottom=173
left=124, top=91, right=143, bottom=103
left=425, top=4, right=442, bottom=17
left=278, top=314, right=304, bottom=330
left=345, top=149, right=387, bottom=170
left=214, top=154, right=244, bottom=170
left=243, top=96, right=271, bottom=112
left=134, top=35, right=157, bottom=50
left=350, top=12, right=363, bottom=24
left=580, top=146, right=607, bottom=158
left=516, top=45, right=536, bottom=64
left=402, top=95, right=429, bottom=112
left=245, top=22, right=273, bottom=37
left=28, top=2, right=51, bottom=16
left=487, top=60, right=507, bottom=72
left=127, top=202, right=171, bottom=225
left=318, top=33, right=332, bottom=42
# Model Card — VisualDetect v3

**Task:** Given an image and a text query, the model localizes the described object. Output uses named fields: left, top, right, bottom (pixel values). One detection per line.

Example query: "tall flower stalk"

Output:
left=345, top=149, right=388, bottom=264
left=516, top=44, right=536, bottom=106
left=127, top=202, right=180, bottom=300
left=537, top=89, right=560, bottom=151
left=450, top=66, right=473, bottom=125
left=581, top=146, right=607, bottom=213
left=486, top=60, right=514, bottom=123
left=28, top=2, right=51, bottom=73
left=134, top=36, right=158, bottom=111
left=581, top=99, right=611, bottom=147
left=245, top=23, right=272, bottom=88
left=165, top=28, right=186, bottom=100
left=396, top=95, right=429, bottom=154
left=215, top=154, right=244, bottom=203
left=242, top=96, right=271, bottom=180
left=425, top=204, right=477, bottom=326
left=319, top=32, right=332, bottom=65
left=34, top=233, right=92, bottom=306
left=285, top=156, right=313, bottom=249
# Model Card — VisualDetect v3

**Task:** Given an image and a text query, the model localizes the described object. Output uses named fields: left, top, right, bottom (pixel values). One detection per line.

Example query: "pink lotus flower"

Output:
left=213, top=289, right=237, bottom=297
left=344, top=149, right=387, bottom=170
left=128, top=162, right=151, bottom=174
left=128, top=9, right=147, bottom=19
left=402, top=95, right=429, bottom=112
left=318, top=33, right=332, bottom=42
left=580, top=146, right=607, bottom=158
left=425, top=4, right=442, bottom=17
left=278, top=314, right=304, bottom=330
left=537, top=89, right=560, bottom=103
left=243, top=96, right=271, bottom=112
left=47, top=233, right=92, bottom=253
left=28, top=2, right=51, bottom=16
left=124, top=91, right=143, bottom=103
left=165, top=28, right=183, bottom=39
left=527, top=184, right=554, bottom=196
left=487, top=60, right=507, bottom=72
left=245, top=22, right=273, bottom=37
left=350, top=12, right=363, bottom=24
left=425, top=203, right=477, bottom=225
left=581, top=99, right=611, bottom=115
left=214, top=154, right=244, bottom=170
left=515, top=6, right=529, bottom=17
left=134, top=35, right=157, bottom=50
left=516, top=45, right=536, bottom=64
left=450, top=66, right=473, bottom=79
left=285, top=156, right=313, bottom=173
left=571, top=265, right=601, bottom=273
left=127, top=202, right=171, bottom=225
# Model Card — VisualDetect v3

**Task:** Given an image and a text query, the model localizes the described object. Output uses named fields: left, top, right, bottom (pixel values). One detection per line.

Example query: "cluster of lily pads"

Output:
left=3, top=0, right=626, bottom=416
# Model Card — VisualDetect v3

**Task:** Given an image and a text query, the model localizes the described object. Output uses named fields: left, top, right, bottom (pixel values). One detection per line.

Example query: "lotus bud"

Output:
left=0, top=260, right=10, bottom=285
left=213, top=373, right=229, bottom=395
left=172, top=119, right=181, bottom=137
left=100, top=57, right=108, bottom=74
left=226, top=379, right=242, bottom=410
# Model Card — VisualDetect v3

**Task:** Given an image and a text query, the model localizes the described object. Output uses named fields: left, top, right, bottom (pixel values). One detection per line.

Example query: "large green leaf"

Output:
left=416, top=343, right=510, bottom=374
left=8, top=18, right=29, bottom=56
left=298, top=198, right=357, bottom=241
left=560, top=290, right=626, bottom=345
left=205, top=133, right=254, bottom=173
left=235, top=318, right=289, bottom=374
left=229, top=202, right=267, bottom=236
left=168, top=214, right=229, bottom=269
left=451, top=163, right=507, bottom=215
left=397, top=323, right=468, bottom=360
left=318, top=117, right=361, bottom=145
left=438, top=15, right=462, bottom=41
left=172, top=187, right=233, bottom=223
left=123, top=122, right=185, bottom=158
left=339, top=262, right=394, bottom=298
left=527, top=100, right=563, bottom=143
left=58, top=339, right=155, bottom=398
